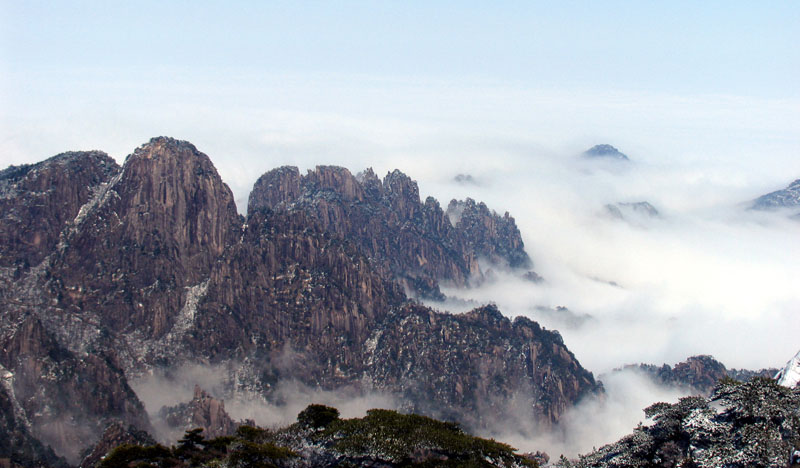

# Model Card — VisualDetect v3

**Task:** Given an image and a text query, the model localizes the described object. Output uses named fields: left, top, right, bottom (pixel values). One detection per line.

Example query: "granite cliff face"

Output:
left=248, top=165, right=535, bottom=298
left=446, top=198, right=531, bottom=270
left=0, top=137, right=599, bottom=464
left=365, top=304, right=595, bottom=427
left=48, top=138, right=241, bottom=338
left=0, top=151, right=119, bottom=274
left=0, top=152, right=150, bottom=463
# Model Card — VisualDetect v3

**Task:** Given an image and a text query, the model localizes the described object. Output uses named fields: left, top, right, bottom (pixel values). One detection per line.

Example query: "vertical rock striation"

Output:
left=0, top=138, right=599, bottom=462
left=49, top=137, right=241, bottom=337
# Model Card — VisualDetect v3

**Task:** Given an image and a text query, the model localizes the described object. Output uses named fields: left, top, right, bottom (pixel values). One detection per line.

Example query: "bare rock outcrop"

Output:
left=366, top=304, right=597, bottom=428
left=446, top=198, right=531, bottom=269
left=249, top=165, right=533, bottom=298
left=78, top=422, right=155, bottom=468
left=158, top=386, right=236, bottom=439
left=0, top=151, right=119, bottom=274
left=48, top=137, right=242, bottom=337
left=627, top=355, right=779, bottom=395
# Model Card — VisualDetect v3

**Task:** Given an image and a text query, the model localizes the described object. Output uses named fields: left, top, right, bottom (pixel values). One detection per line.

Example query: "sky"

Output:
left=3, top=0, right=800, bottom=456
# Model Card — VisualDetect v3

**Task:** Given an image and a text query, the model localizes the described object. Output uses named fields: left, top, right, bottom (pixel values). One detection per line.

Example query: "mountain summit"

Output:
left=751, top=178, right=800, bottom=211
left=582, top=144, right=629, bottom=161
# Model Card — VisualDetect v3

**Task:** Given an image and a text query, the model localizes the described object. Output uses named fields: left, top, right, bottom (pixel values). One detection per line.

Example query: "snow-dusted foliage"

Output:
left=561, top=377, right=800, bottom=468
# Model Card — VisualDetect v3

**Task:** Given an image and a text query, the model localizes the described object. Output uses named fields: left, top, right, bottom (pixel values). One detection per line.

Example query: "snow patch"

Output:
left=775, top=348, right=800, bottom=388
left=166, top=279, right=210, bottom=343
left=63, top=167, right=125, bottom=245
left=0, top=363, right=32, bottom=430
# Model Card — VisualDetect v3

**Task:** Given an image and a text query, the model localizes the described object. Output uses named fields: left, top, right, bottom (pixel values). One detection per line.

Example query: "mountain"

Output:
left=603, top=201, right=659, bottom=222
left=0, top=151, right=119, bottom=274
left=622, top=355, right=779, bottom=395
left=751, top=178, right=800, bottom=211
left=0, top=137, right=598, bottom=463
left=249, top=166, right=535, bottom=299
left=564, top=377, right=800, bottom=467
left=582, top=144, right=629, bottom=161
left=446, top=198, right=532, bottom=270
left=0, top=151, right=151, bottom=463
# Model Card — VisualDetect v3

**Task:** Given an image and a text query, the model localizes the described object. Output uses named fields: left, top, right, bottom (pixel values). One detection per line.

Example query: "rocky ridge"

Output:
left=582, top=144, right=629, bottom=161
left=751, top=178, right=800, bottom=211
left=0, top=137, right=599, bottom=463
left=603, top=201, right=659, bottom=221
left=249, top=165, right=535, bottom=299
left=446, top=198, right=532, bottom=270
left=623, top=355, right=779, bottom=395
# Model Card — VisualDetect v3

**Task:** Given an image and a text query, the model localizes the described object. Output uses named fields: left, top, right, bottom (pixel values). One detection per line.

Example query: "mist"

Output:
left=9, top=78, right=799, bottom=456
left=421, top=145, right=800, bottom=373
left=483, top=368, right=688, bottom=458
left=131, top=363, right=399, bottom=443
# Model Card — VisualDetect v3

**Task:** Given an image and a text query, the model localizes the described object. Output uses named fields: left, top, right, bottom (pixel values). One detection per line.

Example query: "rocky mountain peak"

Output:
left=382, top=169, right=421, bottom=219
left=305, top=165, right=365, bottom=202
left=0, top=150, right=119, bottom=272
left=247, top=165, right=302, bottom=214
left=604, top=201, right=660, bottom=223
left=355, top=167, right=383, bottom=199
left=118, top=136, right=239, bottom=258
left=583, top=144, right=629, bottom=161
left=129, top=136, right=202, bottom=160
left=751, top=177, right=800, bottom=211
left=625, top=355, right=779, bottom=395
left=246, top=165, right=534, bottom=297
left=383, top=169, right=419, bottom=199
left=157, top=386, right=237, bottom=439
left=49, top=138, right=241, bottom=337
left=446, top=198, right=532, bottom=269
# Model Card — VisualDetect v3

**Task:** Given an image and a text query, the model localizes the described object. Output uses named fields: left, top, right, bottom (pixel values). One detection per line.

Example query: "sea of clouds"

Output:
left=4, top=74, right=800, bottom=457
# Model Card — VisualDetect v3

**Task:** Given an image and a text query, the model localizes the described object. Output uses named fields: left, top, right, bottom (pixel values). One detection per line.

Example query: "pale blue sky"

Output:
left=2, top=1, right=799, bottom=206
left=2, top=1, right=798, bottom=95
left=1, top=1, right=798, bottom=190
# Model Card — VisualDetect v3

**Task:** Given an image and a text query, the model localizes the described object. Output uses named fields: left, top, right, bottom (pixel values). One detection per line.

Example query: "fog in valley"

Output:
left=4, top=80, right=800, bottom=456
left=107, top=85, right=799, bottom=455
